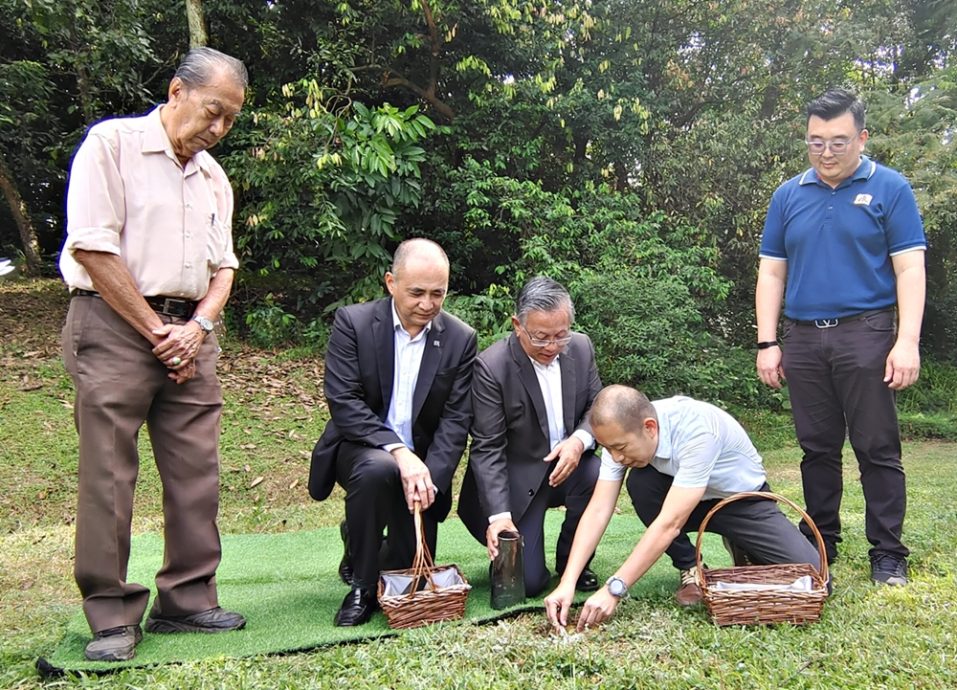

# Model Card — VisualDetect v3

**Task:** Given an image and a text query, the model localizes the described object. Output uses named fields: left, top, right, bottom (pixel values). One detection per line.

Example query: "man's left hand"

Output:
left=884, top=340, right=921, bottom=390
left=575, top=587, right=620, bottom=632
left=544, top=436, right=585, bottom=487
left=152, top=322, right=205, bottom=369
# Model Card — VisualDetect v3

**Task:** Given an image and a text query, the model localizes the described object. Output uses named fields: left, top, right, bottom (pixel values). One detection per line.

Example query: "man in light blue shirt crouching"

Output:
left=545, top=385, right=822, bottom=631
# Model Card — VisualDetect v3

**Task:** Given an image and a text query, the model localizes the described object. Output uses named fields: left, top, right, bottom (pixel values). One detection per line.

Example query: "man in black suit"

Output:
left=309, top=238, right=477, bottom=626
left=459, top=277, right=602, bottom=596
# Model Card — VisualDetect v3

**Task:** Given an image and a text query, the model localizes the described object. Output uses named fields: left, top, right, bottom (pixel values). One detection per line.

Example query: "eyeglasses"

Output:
left=519, top=325, right=572, bottom=348
left=804, top=134, right=860, bottom=156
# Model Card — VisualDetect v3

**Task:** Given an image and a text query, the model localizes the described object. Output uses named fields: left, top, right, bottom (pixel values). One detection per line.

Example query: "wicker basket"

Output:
left=377, top=503, right=471, bottom=629
left=694, top=491, right=829, bottom=626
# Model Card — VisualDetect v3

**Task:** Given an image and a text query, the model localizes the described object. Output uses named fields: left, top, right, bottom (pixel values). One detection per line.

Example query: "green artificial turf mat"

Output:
left=41, top=512, right=728, bottom=672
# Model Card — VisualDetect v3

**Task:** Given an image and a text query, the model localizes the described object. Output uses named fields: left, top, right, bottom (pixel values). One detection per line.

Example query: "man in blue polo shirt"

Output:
left=755, top=88, right=926, bottom=586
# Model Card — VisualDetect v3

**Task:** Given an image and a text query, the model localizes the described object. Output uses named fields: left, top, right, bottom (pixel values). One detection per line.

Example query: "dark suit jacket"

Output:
left=309, top=298, right=477, bottom=520
left=459, top=332, right=602, bottom=527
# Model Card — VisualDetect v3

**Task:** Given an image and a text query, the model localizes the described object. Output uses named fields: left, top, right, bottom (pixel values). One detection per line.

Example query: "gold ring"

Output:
left=172, top=356, right=182, bottom=366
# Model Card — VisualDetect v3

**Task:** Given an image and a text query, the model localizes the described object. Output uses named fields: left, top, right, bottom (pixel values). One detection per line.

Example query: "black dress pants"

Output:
left=626, top=465, right=821, bottom=570
left=335, top=442, right=438, bottom=590
left=782, top=311, right=908, bottom=559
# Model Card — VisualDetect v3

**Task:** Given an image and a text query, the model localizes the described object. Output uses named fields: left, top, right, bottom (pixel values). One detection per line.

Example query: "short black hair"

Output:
left=806, top=88, right=865, bottom=130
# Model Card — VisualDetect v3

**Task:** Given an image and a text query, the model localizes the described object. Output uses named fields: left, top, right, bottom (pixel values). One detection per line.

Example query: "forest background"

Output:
left=2, top=0, right=956, bottom=418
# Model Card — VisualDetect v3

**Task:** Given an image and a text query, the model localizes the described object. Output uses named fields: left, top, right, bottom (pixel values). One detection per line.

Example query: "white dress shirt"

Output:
left=384, top=301, right=431, bottom=451
left=488, top=354, right=594, bottom=524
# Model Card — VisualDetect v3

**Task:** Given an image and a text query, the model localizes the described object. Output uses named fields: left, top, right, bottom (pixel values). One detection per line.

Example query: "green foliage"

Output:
left=897, top=360, right=957, bottom=416
left=243, top=294, right=299, bottom=348
left=222, top=82, right=439, bottom=327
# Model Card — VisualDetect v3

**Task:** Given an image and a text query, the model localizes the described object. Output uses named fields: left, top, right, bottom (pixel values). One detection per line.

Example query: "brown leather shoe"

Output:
left=145, top=607, right=246, bottom=633
left=675, top=567, right=703, bottom=607
left=84, top=625, right=143, bottom=661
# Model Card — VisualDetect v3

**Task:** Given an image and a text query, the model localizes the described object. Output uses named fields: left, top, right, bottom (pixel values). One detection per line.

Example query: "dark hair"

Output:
left=589, top=385, right=657, bottom=430
left=515, top=276, right=574, bottom=325
left=806, top=88, right=865, bottom=130
left=174, top=47, right=248, bottom=90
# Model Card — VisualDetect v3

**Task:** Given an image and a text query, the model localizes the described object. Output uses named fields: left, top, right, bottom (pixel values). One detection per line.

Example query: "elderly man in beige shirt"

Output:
left=59, top=47, right=248, bottom=662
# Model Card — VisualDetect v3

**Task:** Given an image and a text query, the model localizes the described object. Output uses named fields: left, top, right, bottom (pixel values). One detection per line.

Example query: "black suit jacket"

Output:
left=459, top=332, right=602, bottom=526
left=309, top=298, right=477, bottom=520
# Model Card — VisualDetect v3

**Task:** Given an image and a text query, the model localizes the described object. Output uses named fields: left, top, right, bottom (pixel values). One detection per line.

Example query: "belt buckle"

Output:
left=814, top=318, right=839, bottom=329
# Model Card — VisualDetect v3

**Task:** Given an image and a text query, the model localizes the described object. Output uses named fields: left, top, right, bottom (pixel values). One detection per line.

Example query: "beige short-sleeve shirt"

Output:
left=59, top=106, right=240, bottom=300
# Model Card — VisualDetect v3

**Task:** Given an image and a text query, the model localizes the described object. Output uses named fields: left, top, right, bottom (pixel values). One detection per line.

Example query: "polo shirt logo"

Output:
left=854, top=193, right=873, bottom=206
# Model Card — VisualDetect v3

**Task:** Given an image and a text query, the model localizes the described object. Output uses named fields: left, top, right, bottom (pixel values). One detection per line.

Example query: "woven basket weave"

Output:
left=377, top=503, right=471, bottom=629
left=694, top=491, right=829, bottom=626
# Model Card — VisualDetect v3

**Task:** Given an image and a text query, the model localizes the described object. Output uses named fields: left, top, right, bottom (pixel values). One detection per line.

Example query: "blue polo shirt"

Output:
left=759, top=156, right=925, bottom=321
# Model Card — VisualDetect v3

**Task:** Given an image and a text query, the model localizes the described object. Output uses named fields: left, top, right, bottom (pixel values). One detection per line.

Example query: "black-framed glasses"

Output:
left=804, top=133, right=860, bottom=156
left=519, top=325, right=572, bottom=348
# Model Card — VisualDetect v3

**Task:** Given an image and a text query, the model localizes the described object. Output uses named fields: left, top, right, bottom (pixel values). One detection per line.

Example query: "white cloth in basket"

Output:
left=712, top=575, right=814, bottom=592
left=380, top=567, right=470, bottom=596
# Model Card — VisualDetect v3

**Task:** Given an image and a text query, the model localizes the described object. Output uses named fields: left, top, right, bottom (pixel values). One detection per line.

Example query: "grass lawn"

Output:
left=1, top=278, right=955, bottom=689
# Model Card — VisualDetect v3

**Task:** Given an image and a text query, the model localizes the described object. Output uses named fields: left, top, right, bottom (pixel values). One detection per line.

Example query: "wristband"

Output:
left=756, top=341, right=779, bottom=350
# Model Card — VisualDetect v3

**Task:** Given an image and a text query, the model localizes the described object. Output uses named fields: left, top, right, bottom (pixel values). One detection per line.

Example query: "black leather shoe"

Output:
left=576, top=568, right=599, bottom=592
left=334, top=587, right=378, bottom=627
left=338, top=520, right=354, bottom=585
left=145, top=607, right=246, bottom=633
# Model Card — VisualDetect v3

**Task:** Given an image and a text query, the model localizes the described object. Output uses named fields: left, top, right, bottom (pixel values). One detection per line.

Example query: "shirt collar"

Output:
left=391, top=300, right=431, bottom=341
left=528, top=355, right=560, bottom=373
left=144, top=105, right=212, bottom=175
left=798, top=155, right=875, bottom=187
left=651, top=400, right=673, bottom=461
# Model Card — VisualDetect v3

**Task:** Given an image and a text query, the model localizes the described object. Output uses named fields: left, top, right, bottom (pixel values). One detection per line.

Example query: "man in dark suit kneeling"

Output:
left=309, top=238, right=477, bottom=626
left=459, top=277, right=603, bottom=596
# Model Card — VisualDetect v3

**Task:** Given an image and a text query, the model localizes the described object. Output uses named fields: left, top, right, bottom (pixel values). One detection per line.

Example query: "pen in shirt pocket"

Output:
left=210, top=212, right=216, bottom=228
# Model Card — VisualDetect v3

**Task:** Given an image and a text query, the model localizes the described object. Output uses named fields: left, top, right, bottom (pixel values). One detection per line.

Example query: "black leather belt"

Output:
left=71, top=289, right=197, bottom=318
left=786, top=308, right=894, bottom=329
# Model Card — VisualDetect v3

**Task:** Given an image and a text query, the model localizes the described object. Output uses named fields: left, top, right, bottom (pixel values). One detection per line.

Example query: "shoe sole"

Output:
left=872, top=576, right=908, bottom=586
left=84, top=626, right=142, bottom=661
left=84, top=648, right=136, bottom=662
left=145, top=618, right=246, bottom=634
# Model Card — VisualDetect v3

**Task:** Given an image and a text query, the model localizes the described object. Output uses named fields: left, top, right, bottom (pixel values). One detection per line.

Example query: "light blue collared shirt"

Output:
left=598, top=396, right=766, bottom=500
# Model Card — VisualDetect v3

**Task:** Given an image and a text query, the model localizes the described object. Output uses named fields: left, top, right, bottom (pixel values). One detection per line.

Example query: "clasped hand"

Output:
left=151, top=322, right=204, bottom=384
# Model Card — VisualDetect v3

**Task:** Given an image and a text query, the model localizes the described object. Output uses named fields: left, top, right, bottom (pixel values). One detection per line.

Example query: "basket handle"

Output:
left=407, top=500, right=438, bottom=595
left=693, top=491, right=829, bottom=586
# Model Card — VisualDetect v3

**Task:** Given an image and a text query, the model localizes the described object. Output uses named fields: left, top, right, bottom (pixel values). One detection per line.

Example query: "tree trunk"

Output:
left=186, top=0, right=209, bottom=48
left=0, top=155, right=43, bottom=276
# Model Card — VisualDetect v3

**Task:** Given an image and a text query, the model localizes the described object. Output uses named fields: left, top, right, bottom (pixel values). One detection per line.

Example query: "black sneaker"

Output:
left=871, top=553, right=908, bottom=586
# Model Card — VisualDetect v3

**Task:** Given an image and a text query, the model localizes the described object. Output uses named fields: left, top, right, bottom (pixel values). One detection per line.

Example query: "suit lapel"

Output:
left=412, top=312, right=445, bottom=420
left=373, top=300, right=395, bottom=413
left=509, top=335, right=549, bottom=440
left=559, top=342, right=576, bottom=435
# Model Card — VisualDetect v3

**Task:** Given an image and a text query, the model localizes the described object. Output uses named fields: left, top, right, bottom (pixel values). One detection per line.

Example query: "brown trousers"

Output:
left=62, top=296, right=224, bottom=633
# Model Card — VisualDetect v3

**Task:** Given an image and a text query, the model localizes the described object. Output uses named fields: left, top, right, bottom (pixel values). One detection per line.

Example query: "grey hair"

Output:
left=806, top=88, right=865, bottom=130
left=515, top=276, right=575, bottom=325
left=174, top=47, right=248, bottom=90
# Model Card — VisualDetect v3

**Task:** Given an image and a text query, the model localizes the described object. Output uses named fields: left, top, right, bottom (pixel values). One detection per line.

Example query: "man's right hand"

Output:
left=486, top=517, right=519, bottom=560
left=756, top=346, right=785, bottom=389
left=391, top=446, right=436, bottom=512
left=544, top=582, right=576, bottom=630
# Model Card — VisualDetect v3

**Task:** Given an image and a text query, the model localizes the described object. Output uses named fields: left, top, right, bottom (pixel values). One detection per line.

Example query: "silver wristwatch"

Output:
left=192, top=315, right=215, bottom=335
left=605, top=576, right=629, bottom=599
